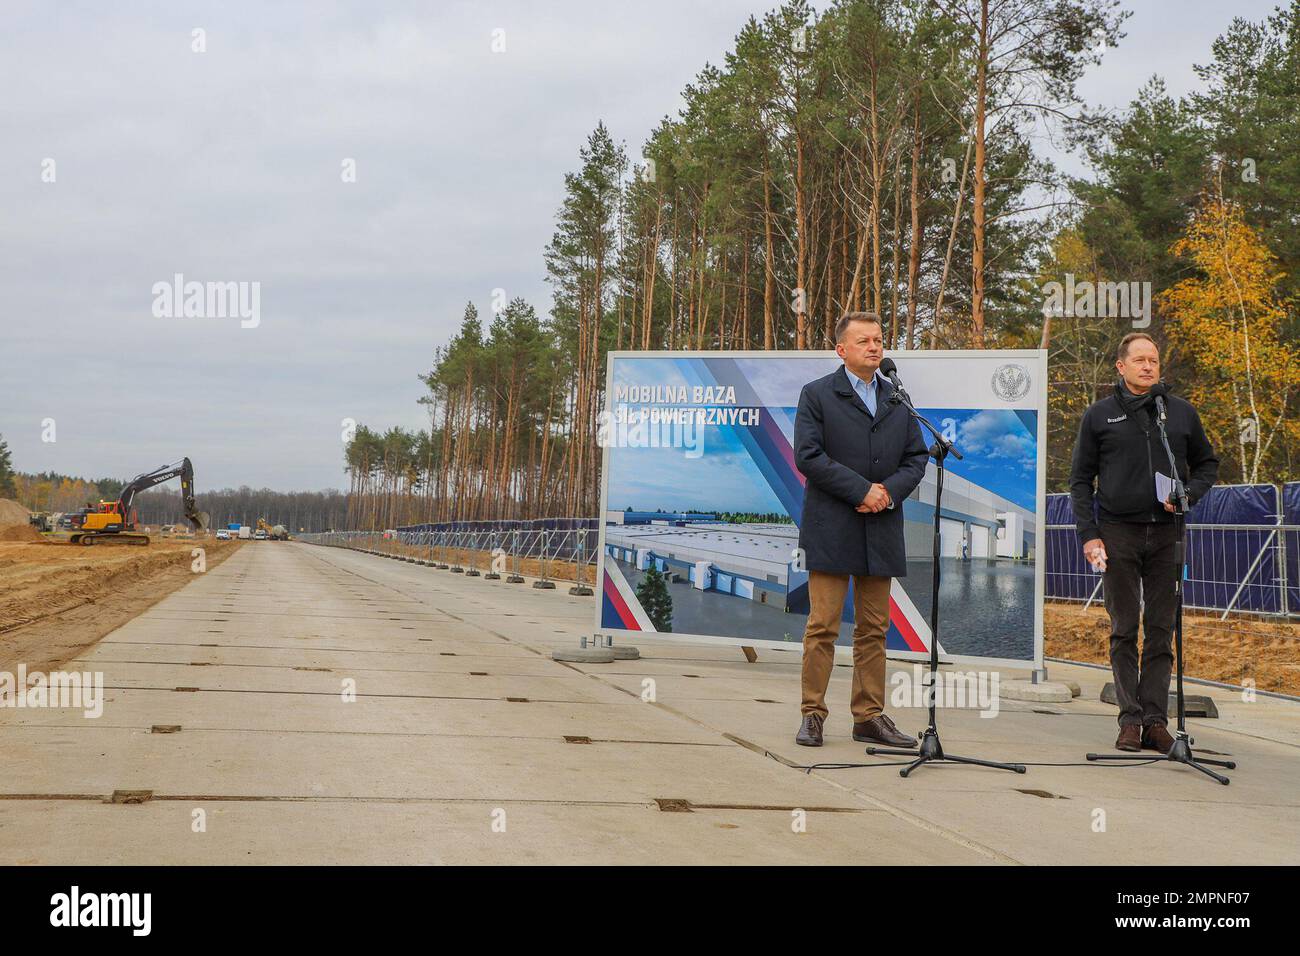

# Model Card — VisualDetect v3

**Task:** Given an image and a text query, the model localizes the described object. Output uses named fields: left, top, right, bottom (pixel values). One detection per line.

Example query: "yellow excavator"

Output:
left=70, top=458, right=209, bottom=546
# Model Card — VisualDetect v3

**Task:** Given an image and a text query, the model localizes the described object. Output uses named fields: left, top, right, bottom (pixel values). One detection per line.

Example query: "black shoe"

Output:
left=852, top=714, right=914, bottom=748
left=795, top=713, right=825, bottom=747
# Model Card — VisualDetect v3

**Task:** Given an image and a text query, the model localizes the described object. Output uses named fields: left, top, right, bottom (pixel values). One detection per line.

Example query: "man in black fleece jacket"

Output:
left=1069, top=333, right=1218, bottom=754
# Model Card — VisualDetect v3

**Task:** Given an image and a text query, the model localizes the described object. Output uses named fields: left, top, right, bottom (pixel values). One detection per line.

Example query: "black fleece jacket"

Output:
left=1069, top=383, right=1219, bottom=543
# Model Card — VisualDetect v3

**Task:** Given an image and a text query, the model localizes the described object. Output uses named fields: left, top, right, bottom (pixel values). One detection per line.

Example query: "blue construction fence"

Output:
left=1047, top=482, right=1299, bottom=617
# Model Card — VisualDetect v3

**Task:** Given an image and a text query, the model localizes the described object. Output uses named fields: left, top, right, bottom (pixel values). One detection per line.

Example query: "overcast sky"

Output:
left=0, top=1, right=1279, bottom=492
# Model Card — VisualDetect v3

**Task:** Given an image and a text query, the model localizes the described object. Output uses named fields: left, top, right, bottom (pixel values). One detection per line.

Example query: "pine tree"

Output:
left=0, top=435, right=16, bottom=499
left=636, top=566, right=674, bottom=632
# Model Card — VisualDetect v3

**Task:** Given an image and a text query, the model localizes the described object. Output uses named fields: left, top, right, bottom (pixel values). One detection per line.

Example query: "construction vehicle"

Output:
left=256, top=518, right=290, bottom=541
left=69, top=458, right=209, bottom=546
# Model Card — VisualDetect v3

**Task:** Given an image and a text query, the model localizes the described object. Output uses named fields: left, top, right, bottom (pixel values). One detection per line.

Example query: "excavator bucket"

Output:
left=190, top=511, right=211, bottom=532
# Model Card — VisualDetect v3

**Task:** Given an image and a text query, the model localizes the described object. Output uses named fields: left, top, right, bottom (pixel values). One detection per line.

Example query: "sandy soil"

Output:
left=0, top=523, right=46, bottom=542
left=1045, top=601, right=1300, bottom=696
left=0, top=498, right=31, bottom=526
left=0, top=536, right=242, bottom=673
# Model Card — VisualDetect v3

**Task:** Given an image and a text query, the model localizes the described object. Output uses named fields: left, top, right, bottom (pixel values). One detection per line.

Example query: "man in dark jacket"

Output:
left=792, top=312, right=929, bottom=747
left=1069, top=332, right=1218, bottom=754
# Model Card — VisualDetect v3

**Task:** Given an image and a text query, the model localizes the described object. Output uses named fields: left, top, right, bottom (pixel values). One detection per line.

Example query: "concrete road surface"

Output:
left=1, top=541, right=1296, bottom=865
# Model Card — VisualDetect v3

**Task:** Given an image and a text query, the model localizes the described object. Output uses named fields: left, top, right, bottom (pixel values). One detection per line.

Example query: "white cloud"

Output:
left=958, top=410, right=1035, bottom=472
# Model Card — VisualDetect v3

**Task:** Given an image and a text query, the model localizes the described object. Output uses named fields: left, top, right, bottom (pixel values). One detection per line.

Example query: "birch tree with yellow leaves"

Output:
left=1160, top=195, right=1298, bottom=484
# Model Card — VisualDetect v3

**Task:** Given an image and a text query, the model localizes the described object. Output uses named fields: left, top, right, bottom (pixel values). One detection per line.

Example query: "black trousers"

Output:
left=1099, top=520, right=1180, bottom=727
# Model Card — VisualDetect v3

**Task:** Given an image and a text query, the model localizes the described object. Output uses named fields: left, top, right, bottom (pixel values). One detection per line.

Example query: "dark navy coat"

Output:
left=794, top=365, right=929, bottom=577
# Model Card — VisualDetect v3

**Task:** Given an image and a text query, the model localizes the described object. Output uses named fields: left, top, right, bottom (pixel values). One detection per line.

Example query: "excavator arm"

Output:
left=118, top=458, right=209, bottom=531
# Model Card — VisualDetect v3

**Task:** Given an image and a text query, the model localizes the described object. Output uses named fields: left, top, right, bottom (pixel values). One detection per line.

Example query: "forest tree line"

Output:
left=344, top=0, right=1299, bottom=531
left=129, top=487, right=349, bottom=533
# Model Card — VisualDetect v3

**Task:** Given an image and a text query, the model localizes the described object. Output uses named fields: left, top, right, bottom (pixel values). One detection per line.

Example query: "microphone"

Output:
left=1148, top=381, right=1170, bottom=422
left=878, top=357, right=905, bottom=393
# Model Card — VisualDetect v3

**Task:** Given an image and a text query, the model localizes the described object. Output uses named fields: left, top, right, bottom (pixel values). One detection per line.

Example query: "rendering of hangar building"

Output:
left=604, top=463, right=1036, bottom=613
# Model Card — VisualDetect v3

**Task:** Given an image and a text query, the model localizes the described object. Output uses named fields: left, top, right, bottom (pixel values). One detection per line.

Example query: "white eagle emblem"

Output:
left=991, top=364, right=1031, bottom=401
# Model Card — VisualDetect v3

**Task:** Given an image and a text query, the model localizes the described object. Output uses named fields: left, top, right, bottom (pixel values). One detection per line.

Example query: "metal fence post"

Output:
left=533, top=528, right=556, bottom=589
left=1084, top=577, right=1103, bottom=610
left=485, top=530, right=501, bottom=580
left=507, top=529, right=524, bottom=583
left=1280, top=527, right=1290, bottom=617
left=569, top=528, right=593, bottom=596
left=449, top=529, right=464, bottom=573
left=466, top=527, right=481, bottom=577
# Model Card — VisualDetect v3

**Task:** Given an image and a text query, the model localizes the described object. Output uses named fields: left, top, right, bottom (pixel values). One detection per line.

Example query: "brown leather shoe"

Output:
left=1115, top=724, right=1142, bottom=751
left=795, top=713, right=824, bottom=747
left=1142, top=723, right=1175, bottom=754
left=852, top=714, right=914, bottom=748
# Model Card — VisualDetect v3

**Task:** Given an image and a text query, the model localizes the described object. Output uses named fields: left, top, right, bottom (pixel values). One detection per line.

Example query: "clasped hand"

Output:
left=856, top=483, right=891, bottom=513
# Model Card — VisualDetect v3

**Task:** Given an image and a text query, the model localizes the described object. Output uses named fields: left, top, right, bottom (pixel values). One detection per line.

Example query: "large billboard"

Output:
left=594, top=350, right=1048, bottom=669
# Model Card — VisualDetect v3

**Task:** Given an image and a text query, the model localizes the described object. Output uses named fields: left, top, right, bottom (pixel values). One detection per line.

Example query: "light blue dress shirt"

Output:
left=842, top=366, right=894, bottom=509
left=843, top=366, right=882, bottom=416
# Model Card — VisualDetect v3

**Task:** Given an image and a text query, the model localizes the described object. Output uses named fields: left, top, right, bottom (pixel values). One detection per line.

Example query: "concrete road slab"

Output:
left=0, top=799, right=982, bottom=866
left=3, top=540, right=1294, bottom=865
left=0, top=693, right=724, bottom=742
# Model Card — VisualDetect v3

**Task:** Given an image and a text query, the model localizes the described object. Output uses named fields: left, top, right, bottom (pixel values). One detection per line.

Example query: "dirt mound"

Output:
left=0, top=537, right=242, bottom=673
left=1046, top=601, right=1300, bottom=696
left=0, top=523, right=47, bottom=543
left=0, top=537, right=241, bottom=636
left=0, top=499, right=30, bottom=528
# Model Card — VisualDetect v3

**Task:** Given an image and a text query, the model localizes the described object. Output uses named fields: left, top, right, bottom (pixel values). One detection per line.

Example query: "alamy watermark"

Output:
left=889, top=665, right=1000, bottom=718
left=50, top=886, right=150, bottom=936
left=596, top=383, right=761, bottom=456
left=0, top=665, right=104, bottom=718
left=152, top=273, right=260, bottom=329
left=596, top=407, right=706, bottom=457
left=1042, top=273, right=1150, bottom=328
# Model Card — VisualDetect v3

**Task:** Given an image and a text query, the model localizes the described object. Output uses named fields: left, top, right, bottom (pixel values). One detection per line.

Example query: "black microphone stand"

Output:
left=864, top=379, right=1026, bottom=778
left=1086, top=393, right=1236, bottom=785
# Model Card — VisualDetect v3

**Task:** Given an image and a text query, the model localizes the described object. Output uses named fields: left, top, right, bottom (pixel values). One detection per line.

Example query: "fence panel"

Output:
left=303, top=500, right=1296, bottom=617
left=296, top=523, right=598, bottom=585
left=1046, top=488, right=1295, bottom=618
left=1285, top=483, right=1299, bottom=616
